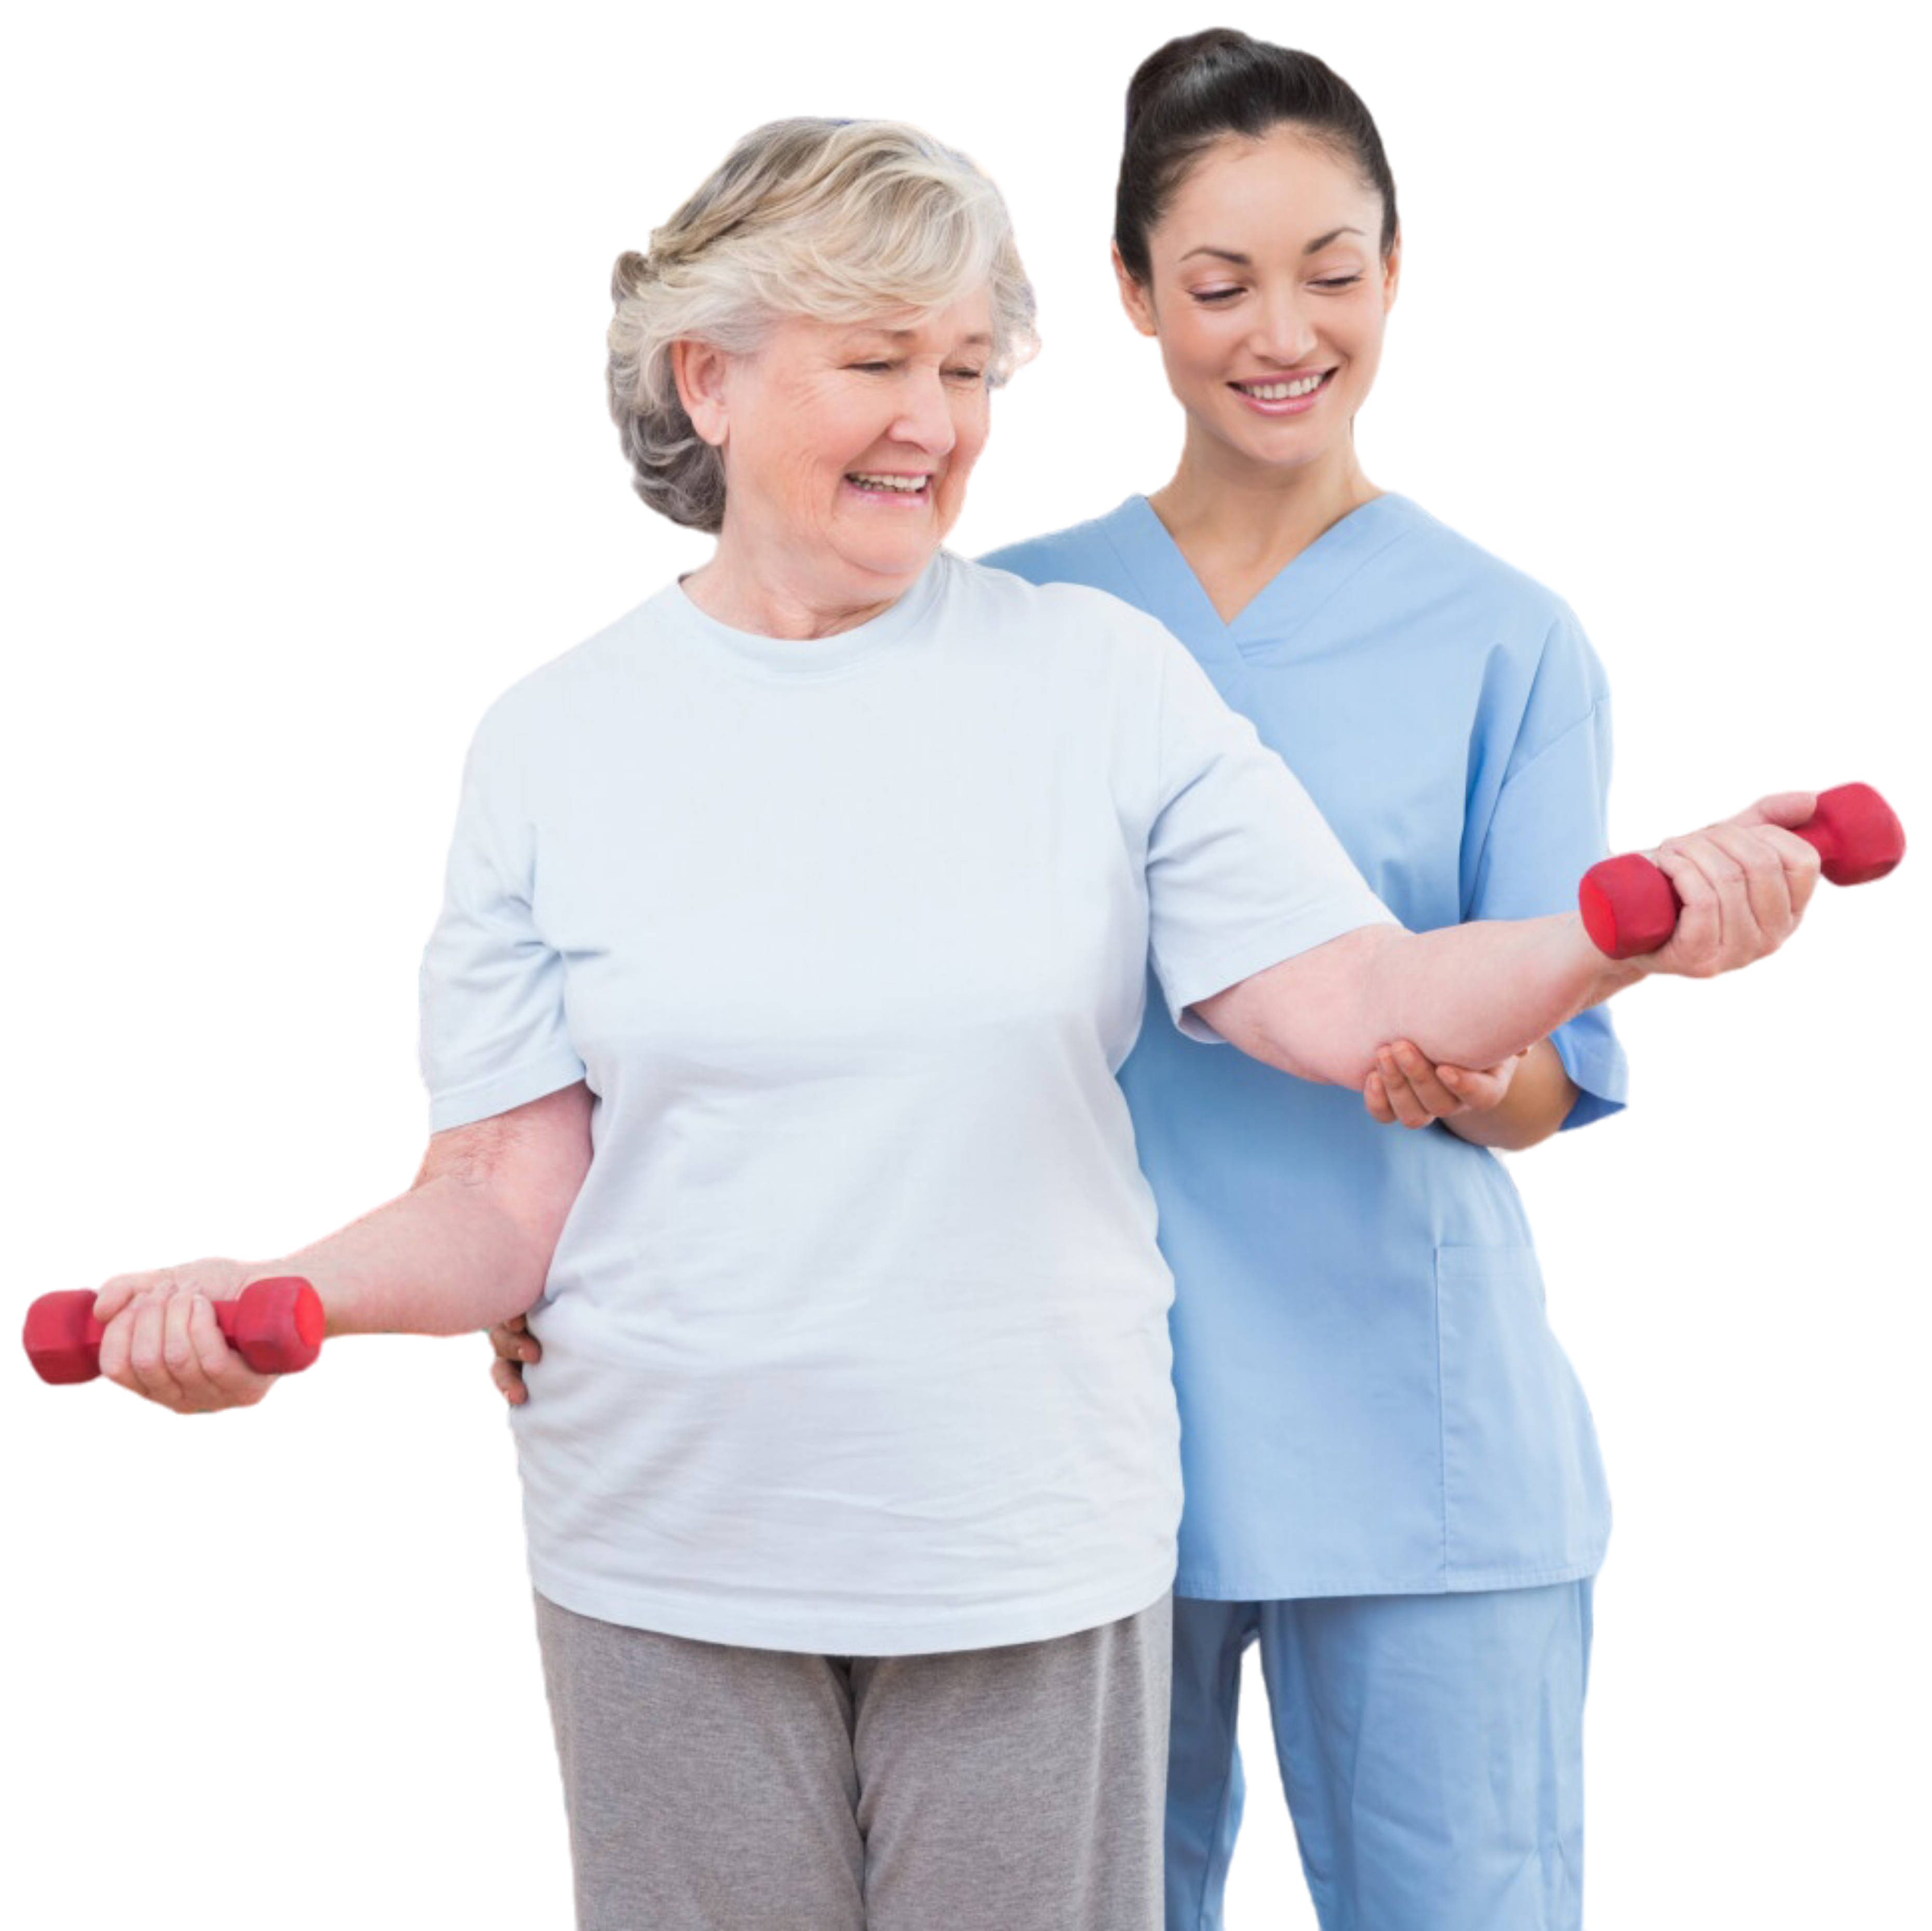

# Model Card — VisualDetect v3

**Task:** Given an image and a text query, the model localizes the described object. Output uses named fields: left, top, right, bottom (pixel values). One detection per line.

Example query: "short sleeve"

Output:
left=1145, top=639, right=1396, bottom=1040
left=417, top=714, right=586, bottom=1133
left=1466, top=610, right=1628, bottom=1128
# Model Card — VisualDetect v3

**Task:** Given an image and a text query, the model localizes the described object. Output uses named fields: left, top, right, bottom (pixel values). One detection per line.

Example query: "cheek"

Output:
left=1345, top=317, right=1391, bottom=384
left=1159, top=313, right=1227, bottom=386
left=951, top=399, right=991, bottom=474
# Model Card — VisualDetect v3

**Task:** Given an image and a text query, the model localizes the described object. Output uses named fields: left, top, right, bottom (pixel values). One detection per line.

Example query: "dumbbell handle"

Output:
left=1579, top=782, right=1906, bottom=960
left=22, top=1277, right=325, bottom=1386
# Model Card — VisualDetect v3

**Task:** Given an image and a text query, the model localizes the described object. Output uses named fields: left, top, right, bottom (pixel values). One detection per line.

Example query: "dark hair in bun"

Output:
left=1115, top=29, right=1398, bottom=283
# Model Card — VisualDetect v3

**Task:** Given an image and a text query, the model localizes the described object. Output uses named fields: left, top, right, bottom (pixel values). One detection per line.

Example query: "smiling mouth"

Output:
left=1230, top=371, right=1333, bottom=401
left=846, top=472, right=932, bottom=497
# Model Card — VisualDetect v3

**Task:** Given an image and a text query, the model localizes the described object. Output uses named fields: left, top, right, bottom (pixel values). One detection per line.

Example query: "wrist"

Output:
left=1565, top=912, right=1651, bottom=1002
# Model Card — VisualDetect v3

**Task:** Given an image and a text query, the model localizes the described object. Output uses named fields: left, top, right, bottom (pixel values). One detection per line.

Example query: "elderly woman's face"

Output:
left=696, top=291, right=994, bottom=617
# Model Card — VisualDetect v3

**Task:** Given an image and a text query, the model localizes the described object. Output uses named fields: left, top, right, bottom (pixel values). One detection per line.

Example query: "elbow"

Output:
left=1242, top=1001, right=1379, bottom=1092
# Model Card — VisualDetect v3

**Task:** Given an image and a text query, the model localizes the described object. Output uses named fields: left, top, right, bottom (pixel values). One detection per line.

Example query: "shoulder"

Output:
left=931, top=555, right=1203, bottom=744
left=943, top=551, right=1174, bottom=657
left=1375, top=497, right=1582, bottom=637
left=463, top=587, right=681, bottom=767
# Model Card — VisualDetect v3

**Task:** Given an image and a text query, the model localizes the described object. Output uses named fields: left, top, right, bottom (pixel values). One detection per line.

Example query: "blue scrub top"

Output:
left=983, top=494, right=1626, bottom=1600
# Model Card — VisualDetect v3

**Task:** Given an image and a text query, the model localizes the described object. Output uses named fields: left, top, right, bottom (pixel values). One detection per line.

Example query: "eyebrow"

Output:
left=848, top=327, right=996, bottom=348
left=1179, top=227, right=1367, bottom=266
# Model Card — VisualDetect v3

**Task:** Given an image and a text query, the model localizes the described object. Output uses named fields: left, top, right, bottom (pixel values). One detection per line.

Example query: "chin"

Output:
left=841, top=537, right=943, bottom=584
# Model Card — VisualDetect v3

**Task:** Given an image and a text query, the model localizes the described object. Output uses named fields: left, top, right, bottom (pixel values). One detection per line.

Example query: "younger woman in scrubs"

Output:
left=986, top=31, right=1617, bottom=1931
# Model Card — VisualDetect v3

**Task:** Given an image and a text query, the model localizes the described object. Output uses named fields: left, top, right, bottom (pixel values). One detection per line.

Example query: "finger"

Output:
left=1654, top=823, right=1816, bottom=974
left=1438, top=1063, right=1512, bottom=1110
left=96, top=1299, right=135, bottom=1384
left=1651, top=835, right=1735, bottom=973
left=490, top=1358, right=530, bottom=1406
left=1712, top=821, right=1815, bottom=945
left=1729, top=789, right=1819, bottom=832
left=1765, top=823, right=1823, bottom=917
left=93, top=1269, right=178, bottom=1326
left=161, top=1293, right=233, bottom=1411
left=177, top=1294, right=274, bottom=1411
left=1388, top=1041, right=1464, bottom=1117
left=1375, top=1050, right=1433, bottom=1129
left=1373, top=1053, right=1421, bottom=1125
left=1363, top=1071, right=1396, bottom=1123
left=488, top=1322, right=541, bottom=1363
left=120, top=1286, right=187, bottom=1406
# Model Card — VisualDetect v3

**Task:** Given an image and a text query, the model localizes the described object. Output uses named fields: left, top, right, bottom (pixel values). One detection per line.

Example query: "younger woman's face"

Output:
left=1119, top=126, right=1398, bottom=482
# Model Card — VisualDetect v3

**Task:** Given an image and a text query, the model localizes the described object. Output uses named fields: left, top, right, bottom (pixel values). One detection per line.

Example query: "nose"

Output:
left=891, top=366, right=958, bottom=455
left=1250, top=289, right=1319, bottom=366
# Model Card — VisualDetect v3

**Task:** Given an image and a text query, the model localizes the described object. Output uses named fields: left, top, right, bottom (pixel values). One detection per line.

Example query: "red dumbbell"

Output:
left=1579, top=782, right=1906, bottom=960
left=22, top=1276, right=326, bottom=1386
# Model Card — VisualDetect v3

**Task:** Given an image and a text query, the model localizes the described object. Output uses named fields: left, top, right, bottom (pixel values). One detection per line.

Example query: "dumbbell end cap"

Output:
left=231, top=1276, right=326, bottom=1375
left=1813, top=783, right=1906, bottom=886
left=22, top=1290, right=106, bottom=1385
left=1579, top=852, right=1679, bottom=959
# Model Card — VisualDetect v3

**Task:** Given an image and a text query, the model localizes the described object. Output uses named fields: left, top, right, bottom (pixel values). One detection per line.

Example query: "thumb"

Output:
left=1731, top=790, right=1818, bottom=831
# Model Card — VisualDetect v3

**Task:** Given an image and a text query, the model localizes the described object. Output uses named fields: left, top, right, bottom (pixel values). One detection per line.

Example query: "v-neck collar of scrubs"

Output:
left=1099, top=492, right=1428, bottom=665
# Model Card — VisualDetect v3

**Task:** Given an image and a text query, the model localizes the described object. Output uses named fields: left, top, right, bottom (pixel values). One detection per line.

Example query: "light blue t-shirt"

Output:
left=418, top=552, right=1392, bottom=1653
left=983, top=495, right=1626, bottom=1598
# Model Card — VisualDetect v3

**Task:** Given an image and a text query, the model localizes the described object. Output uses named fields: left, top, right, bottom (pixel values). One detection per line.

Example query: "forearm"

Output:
left=1200, top=917, right=1643, bottom=1091
left=1440, top=1040, right=1581, bottom=1151
left=276, top=1173, right=555, bottom=1340
left=1367, top=917, right=1642, bottom=1079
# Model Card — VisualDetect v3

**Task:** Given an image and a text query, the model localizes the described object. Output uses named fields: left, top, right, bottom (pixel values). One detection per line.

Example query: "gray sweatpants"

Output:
left=534, top=1590, right=1171, bottom=1930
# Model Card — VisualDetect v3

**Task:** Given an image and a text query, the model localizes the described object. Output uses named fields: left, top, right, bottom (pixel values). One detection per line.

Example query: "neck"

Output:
left=682, top=527, right=909, bottom=640
left=1150, top=433, right=1379, bottom=581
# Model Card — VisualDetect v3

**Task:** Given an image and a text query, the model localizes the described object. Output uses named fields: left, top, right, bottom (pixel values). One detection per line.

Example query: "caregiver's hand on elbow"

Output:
left=1363, top=1040, right=1522, bottom=1129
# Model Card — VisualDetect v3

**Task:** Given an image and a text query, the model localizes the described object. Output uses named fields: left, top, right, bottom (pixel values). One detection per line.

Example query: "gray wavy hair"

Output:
left=607, top=117, right=1039, bottom=533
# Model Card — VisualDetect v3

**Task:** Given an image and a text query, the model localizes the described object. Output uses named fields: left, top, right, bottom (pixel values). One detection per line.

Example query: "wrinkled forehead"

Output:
left=766, top=292, right=998, bottom=354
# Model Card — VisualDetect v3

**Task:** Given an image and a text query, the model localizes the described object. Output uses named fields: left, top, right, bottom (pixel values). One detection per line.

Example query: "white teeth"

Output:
left=1240, top=373, right=1326, bottom=400
left=848, top=473, right=928, bottom=492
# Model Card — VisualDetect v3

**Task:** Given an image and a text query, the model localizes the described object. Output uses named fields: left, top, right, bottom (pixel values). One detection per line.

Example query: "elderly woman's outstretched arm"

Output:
left=1200, top=798, right=1820, bottom=1088
left=90, top=1082, right=593, bottom=1412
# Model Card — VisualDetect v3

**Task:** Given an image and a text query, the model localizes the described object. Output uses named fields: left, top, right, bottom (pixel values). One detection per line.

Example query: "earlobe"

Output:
left=672, top=338, right=731, bottom=447
left=1110, top=244, right=1160, bottom=339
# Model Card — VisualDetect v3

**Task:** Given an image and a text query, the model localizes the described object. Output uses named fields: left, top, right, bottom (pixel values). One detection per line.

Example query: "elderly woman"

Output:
left=90, top=118, right=1818, bottom=1930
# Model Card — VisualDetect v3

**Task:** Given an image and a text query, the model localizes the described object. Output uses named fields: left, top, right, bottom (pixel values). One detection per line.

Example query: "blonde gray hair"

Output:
left=607, top=117, right=1039, bottom=532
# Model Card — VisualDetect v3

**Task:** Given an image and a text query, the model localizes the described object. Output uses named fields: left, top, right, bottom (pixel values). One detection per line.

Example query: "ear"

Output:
left=672, top=338, right=732, bottom=447
left=1381, top=230, right=1402, bottom=314
left=1111, top=243, right=1159, bottom=339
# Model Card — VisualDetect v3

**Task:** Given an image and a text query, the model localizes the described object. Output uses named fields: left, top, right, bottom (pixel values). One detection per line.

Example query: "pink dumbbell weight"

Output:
left=1579, top=782, right=1906, bottom=960
left=22, top=1276, right=325, bottom=1385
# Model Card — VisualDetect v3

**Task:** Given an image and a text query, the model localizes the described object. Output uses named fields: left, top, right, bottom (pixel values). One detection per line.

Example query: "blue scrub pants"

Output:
left=1165, top=1581, right=1593, bottom=1931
